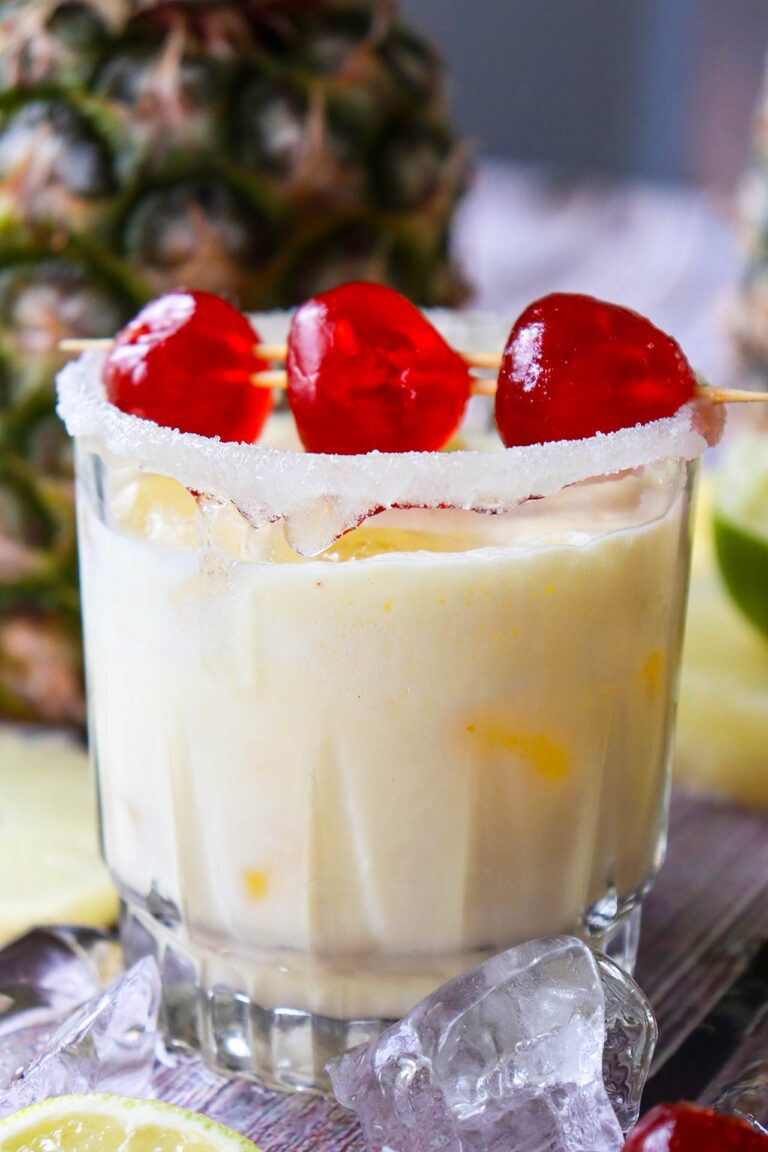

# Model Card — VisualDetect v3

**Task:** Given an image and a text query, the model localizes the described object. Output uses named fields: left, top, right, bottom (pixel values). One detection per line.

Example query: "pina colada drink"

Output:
left=58, top=289, right=721, bottom=1089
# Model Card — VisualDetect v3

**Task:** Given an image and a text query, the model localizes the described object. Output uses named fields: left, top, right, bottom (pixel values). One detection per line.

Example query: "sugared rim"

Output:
left=56, top=310, right=724, bottom=555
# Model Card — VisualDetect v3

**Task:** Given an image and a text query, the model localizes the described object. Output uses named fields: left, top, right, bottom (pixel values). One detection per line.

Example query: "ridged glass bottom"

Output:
left=121, top=894, right=643, bottom=1094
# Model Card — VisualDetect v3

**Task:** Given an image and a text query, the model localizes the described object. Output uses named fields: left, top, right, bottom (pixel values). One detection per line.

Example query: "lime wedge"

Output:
left=0, top=1094, right=260, bottom=1152
left=0, top=729, right=117, bottom=944
left=713, top=434, right=768, bottom=639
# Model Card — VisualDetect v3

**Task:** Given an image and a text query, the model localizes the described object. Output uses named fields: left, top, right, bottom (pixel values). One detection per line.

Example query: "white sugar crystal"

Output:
left=56, top=311, right=724, bottom=556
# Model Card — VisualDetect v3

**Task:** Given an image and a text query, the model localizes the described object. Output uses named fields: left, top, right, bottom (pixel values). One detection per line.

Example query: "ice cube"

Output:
left=714, top=1062, right=768, bottom=1136
left=596, top=952, right=657, bottom=1130
left=329, top=937, right=656, bottom=1152
left=0, top=928, right=106, bottom=1029
left=0, top=927, right=122, bottom=1083
left=0, top=956, right=160, bottom=1116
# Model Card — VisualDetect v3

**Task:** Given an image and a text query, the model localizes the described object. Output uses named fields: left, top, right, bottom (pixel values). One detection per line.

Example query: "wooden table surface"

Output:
left=148, top=163, right=768, bottom=1145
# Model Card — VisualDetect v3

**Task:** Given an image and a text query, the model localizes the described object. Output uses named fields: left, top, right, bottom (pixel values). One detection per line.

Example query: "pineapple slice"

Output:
left=674, top=475, right=768, bottom=806
left=108, top=472, right=200, bottom=547
left=322, top=519, right=493, bottom=561
left=0, top=728, right=117, bottom=943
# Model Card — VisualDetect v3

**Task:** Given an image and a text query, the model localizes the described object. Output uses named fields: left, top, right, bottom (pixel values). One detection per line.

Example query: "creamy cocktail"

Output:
left=58, top=304, right=717, bottom=1090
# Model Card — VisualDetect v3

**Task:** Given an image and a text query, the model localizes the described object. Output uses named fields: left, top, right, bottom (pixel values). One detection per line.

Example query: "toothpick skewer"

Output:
left=460, top=351, right=504, bottom=369
left=246, top=371, right=767, bottom=405
left=251, top=370, right=290, bottom=389
left=699, top=387, right=768, bottom=404
left=59, top=337, right=497, bottom=369
left=60, top=338, right=112, bottom=351
left=466, top=378, right=497, bottom=397
left=252, top=344, right=289, bottom=362
left=57, top=337, right=768, bottom=405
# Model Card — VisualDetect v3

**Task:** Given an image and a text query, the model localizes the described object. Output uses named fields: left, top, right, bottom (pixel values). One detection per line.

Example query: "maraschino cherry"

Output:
left=286, top=281, right=472, bottom=453
left=103, top=290, right=272, bottom=443
left=495, top=292, right=697, bottom=447
left=624, top=1103, right=768, bottom=1151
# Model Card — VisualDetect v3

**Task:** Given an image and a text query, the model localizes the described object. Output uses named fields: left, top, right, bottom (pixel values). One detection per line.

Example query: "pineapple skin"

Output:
left=0, top=0, right=469, bottom=724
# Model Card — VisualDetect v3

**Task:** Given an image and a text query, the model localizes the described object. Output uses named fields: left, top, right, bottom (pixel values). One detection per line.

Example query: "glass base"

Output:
left=583, top=888, right=643, bottom=973
left=121, top=897, right=644, bottom=1094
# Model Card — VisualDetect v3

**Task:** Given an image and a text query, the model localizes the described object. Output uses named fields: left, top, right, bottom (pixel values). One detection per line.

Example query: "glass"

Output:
left=60, top=315, right=704, bottom=1091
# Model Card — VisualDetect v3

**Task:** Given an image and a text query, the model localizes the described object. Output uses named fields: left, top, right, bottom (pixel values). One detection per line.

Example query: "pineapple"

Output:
left=0, top=0, right=468, bottom=724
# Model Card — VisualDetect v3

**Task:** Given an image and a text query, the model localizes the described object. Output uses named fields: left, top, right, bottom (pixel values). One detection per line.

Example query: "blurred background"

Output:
left=402, top=0, right=768, bottom=191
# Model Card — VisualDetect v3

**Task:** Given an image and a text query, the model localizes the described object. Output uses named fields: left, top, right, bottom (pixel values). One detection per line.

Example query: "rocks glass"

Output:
left=57, top=312, right=718, bottom=1090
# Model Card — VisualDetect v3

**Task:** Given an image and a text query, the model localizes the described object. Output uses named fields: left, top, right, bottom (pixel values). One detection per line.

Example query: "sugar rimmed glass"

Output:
left=58, top=312, right=720, bottom=1091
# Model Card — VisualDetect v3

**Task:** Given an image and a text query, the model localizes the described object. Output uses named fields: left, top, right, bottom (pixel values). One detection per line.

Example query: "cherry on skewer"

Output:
left=286, top=281, right=472, bottom=454
left=77, top=287, right=767, bottom=451
left=103, top=291, right=272, bottom=444
left=494, top=292, right=697, bottom=447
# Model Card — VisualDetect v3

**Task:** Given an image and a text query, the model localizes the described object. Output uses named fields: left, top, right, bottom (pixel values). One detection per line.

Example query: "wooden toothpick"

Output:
left=58, top=337, right=768, bottom=405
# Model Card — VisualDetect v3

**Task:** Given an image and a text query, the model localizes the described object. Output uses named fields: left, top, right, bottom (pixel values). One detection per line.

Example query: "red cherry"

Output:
left=103, top=291, right=272, bottom=443
left=286, top=281, right=472, bottom=454
left=624, top=1103, right=768, bottom=1151
left=495, top=293, right=697, bottom=447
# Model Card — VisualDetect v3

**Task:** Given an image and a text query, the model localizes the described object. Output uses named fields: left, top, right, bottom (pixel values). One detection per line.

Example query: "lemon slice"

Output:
left=713, top=434, right=768, bottom=638
left=0, top=728, right=118, bottom=944
left=0, top=1094, right=261, bottom=1152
